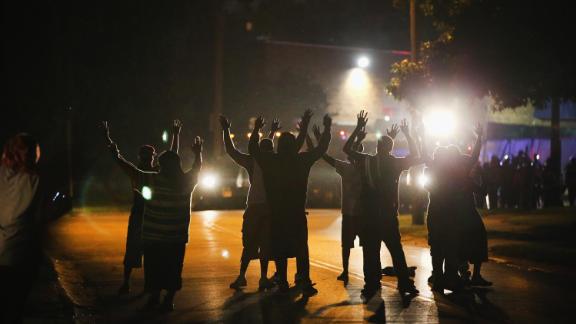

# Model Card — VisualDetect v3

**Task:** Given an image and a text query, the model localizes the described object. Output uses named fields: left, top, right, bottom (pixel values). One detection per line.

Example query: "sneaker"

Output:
left=143, top=295, right=160, bottom=311
left=118, top=283, right=130, bottom=295
left=160, top=301, right=175, bottom=312
left=398, top=279, right=419, bottom=296
left=301, top=282, right=318, bottom=297
left=336, top=272, right=349, bottom=283
left=229, top=276, right=247, bottom=289
left=360, top=286, right=380, bottom=303
left=258, top=277, right=274, bottom=291
left=470, top=275, right=493, bottom=287
left=275, top=281, right=290, bottom=295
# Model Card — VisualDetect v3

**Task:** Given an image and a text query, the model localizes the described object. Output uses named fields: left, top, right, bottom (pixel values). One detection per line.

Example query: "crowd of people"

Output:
left=480, top=152, right=576, bottom=209
left=11, top=108, right=567, bottom=319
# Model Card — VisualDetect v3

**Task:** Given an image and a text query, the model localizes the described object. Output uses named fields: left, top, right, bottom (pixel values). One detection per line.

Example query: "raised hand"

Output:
left=357, top=110, right=368, bottom=128
left=400, top=119, right=410, bottom=136
left=101, top=121, right=113, bottom=144
left=312, top=124, right=322, bottom=141
left=386, top=123, right=399, bottom=139
left=474, top=122, right=483, bottom=137
left=173, top=119, right=183, bottom=134
left=298, top=109, right=314, bottom=130
left=271, top=118, right=282, bottom=133
left=357, top=127, right=367, bottom=142
left=219, top=115, right=231, bottom=130
left=191, top=136, right=203, bottom=155
left=323, top=114, right=332, bottom=128
left=254, top=116, right=265, bottom=130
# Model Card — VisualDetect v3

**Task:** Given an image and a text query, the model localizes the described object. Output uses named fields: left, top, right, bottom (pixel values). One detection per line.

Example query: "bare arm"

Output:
left=101, top=121, right=141, bottom=184
left=343, top=110, right=369, bottom=161
left=310, top=124, right=337, bottom=167
left=170, top=119, right=182, bottom=153
left=306, top=114, right=332, bottom=161
left=268, top=118, right=281, bottom=139
left=248, top=116, right=265, bottom=162
left=295, top=109, right=313, bottom=152
left=400, top=119, right=419, bottom=160
left=466, top=123, right=484, bottom=171
left=219, top=115, right=251, bottom=167
left=186, top=136, right=203, bottom=182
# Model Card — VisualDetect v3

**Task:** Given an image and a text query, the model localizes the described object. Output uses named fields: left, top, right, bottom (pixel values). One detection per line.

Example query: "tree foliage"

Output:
left=388, top=0, right=576, bottom=110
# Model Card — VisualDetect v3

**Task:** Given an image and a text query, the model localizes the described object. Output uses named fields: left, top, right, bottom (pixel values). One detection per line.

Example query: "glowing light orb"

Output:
left=221, top=249, right=230, bottom=258
left=200, top=173, right=220, bottom=190
left=384, top=115, right=391, bottom=122
left=418, top=174, right=430, bottom=188
left=275, top=131, right=282, bottom=137
left=357, top=56, right=370, bottom=68
left=423, top=110, right=456, bottom=137
left=142, top=186, right=153, bottom=200
left=162, top=131, right=169, bottom=143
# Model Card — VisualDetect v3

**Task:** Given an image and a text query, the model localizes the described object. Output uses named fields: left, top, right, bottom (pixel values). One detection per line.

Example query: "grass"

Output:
left=398, top=208, right=576, bottom=271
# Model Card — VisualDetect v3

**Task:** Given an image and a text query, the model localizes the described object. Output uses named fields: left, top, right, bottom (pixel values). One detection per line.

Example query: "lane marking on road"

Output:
left=202, top=218, right=436, bottom=305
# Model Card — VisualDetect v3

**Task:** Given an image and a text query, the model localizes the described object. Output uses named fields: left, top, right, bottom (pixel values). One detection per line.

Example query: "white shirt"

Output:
left=0, top=165, right=40, bottom=265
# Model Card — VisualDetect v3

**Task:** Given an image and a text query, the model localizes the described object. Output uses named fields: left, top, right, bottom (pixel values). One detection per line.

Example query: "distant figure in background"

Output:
left=306, top=124, right=366, bottom=285
left=484, top=156, right=501, bottom=210
left=0, top=134, right=43, bottom=323
left=542, top=158, right=564, bottom=207
left=344, top=111, right=419, bottom=301
left=103, top=121, right=202, bottom=312
left=117, top=119, right=182, bottom=295
left=565, top=157, right=576, bottom=206
left=219, top=115, right=278, bottom=291
left=250, top=111, right=331, bottom=297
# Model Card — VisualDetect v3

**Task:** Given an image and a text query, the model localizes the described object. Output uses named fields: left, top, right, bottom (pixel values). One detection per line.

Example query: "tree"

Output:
left=388, top=0, right=576, bottom=179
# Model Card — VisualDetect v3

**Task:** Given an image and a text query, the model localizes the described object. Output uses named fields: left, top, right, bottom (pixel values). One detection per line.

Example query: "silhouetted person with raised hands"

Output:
left=116, top=121, right=181, bottom=295
left=220, top=115, right=279, bottom=291
left=306, top=124, right=365, bottom=285
left=103, top=121, right=202, bottom=312
left=249, top=111, right=331, bottom=297
left=344, top=111, right=419, bottom=301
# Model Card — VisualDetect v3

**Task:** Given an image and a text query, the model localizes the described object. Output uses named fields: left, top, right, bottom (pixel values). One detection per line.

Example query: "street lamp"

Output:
left=356, top=56, right=370, bottom=68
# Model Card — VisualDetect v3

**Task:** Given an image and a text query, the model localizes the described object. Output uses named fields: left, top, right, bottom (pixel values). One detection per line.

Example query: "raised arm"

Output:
left=311, top=124, right=337, bottom=167
left=343, top=110, right=369, bottom=161
left=306, top=114, right=332, bottom=161
left=268, top=118, right=281, bottom=139
left=470, top=123, right=483, bottom=162
left=170, top=119, right=182, bottom=153
left=101, top=121, right=140, bottom=184
left=219, top=115, right=251, bottom=166
left=248, top=116, right=265, bottom=161
left=295, top=109, right=313, bottom=152
left=186, top=136, right=203, bottom=183
left=400, top=119, right=419, bottom=159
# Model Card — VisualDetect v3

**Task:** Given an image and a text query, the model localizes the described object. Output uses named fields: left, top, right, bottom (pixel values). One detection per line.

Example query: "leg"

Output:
left=337, top=248, right=351, bottom=282
left=230, top=249, right=250, bottom=289
left=360, top=239, right=381, bottom=300
left=118, top=266, right=132, bottom=294
left=470, top=262, right=493, bottom=286
left=382, top=218, right=418, bottom=295
left=274, top=258, right=289, bottom=292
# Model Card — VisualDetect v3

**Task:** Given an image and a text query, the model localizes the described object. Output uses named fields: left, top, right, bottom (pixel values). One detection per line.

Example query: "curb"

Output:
left=45, top=252, right=103, bottom=323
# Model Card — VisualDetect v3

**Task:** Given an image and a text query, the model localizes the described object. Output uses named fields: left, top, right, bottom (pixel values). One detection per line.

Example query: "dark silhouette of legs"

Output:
left=337, top=248, right=351, bottom=283
left=118, top=266, right=132, bottom=294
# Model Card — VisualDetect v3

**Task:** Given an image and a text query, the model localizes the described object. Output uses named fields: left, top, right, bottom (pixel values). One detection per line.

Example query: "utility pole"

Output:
left=212, top=12, right=224, bottom=157
left=410, top=0, right=417, bottom=61
left=66, top=106, right=74, bottom=199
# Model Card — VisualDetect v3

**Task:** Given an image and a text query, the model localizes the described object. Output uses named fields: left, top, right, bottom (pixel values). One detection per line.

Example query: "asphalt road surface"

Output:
left=46, top=209, right=574, bottom=323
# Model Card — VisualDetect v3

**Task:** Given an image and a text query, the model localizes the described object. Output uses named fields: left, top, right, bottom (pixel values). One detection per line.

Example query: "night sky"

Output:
left=2, top=0, right=412, bottom=196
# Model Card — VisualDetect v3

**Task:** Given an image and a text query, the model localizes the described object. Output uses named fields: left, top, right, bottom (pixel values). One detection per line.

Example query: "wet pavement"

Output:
left=46, top=209, right=575, bottom=323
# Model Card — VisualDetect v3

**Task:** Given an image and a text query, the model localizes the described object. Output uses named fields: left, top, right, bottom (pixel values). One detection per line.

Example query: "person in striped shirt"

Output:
left=103, top=121, right=202, bottom=311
